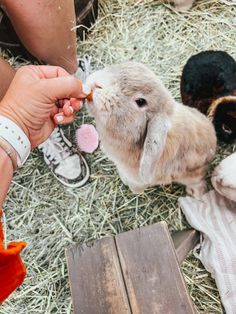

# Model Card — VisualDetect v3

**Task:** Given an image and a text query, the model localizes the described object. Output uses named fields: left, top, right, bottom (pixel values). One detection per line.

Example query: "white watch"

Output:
left=0, top=115, right=31, bottom=167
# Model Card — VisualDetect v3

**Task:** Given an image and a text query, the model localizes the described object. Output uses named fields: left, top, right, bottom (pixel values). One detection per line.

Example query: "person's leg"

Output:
left=0, top=57, right=15, bottom=100
left=0, top=0, right=98, bottom=187
left=2, top=0, right=77, bottom=74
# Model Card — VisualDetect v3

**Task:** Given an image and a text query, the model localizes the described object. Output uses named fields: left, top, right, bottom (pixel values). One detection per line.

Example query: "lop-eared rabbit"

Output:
left=86, top=62, right=216, bottom=198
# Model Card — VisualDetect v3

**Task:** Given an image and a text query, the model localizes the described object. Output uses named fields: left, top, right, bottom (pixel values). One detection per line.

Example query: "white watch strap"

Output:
left=0, top=115, right=31, bottom=167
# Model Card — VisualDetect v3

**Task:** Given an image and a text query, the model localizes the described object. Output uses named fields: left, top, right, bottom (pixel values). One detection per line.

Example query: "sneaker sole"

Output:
left=52, top=153, right=90, bottom=188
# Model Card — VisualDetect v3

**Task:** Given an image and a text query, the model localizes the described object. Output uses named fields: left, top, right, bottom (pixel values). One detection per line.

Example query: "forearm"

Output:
left=0, top=147, right=13, bottom=208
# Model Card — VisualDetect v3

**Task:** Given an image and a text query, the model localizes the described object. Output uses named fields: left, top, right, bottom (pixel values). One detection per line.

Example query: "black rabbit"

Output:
left=181, top=50, right=236, bottom=143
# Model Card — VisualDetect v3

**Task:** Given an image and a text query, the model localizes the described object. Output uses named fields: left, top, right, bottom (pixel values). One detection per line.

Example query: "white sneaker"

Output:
left=38, top=128, right=90, bottom=188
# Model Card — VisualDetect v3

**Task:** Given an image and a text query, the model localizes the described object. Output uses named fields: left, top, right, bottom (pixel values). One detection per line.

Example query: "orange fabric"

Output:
left=0, top=208, right=26, bottom=304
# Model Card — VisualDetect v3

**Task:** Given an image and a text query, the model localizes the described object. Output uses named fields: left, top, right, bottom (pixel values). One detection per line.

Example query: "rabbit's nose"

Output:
left=86, top=76, right=103, bottom=92
left=86, top=69, right=113, bottom=90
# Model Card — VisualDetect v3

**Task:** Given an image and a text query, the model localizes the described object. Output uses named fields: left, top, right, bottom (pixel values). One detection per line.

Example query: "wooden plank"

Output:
left=172, top=229, right=200, bottom=264
left=115, top=222, right=196, bottom=314
left=66, top=237, right=131, bottom=314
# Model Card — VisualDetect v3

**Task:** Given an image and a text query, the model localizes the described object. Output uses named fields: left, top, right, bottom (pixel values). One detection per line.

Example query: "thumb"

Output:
left=39, top=76, right=91, bottom=101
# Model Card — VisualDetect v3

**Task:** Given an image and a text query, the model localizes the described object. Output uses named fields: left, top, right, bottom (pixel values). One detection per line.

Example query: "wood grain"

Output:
left=66, top=237, right=131, bottom=314
left=115, top=222, right=196, bottom=314
left=172, top=229, right=200, bottom=264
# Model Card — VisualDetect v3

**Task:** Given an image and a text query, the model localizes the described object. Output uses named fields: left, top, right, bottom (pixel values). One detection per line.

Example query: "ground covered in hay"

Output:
left=1, top=0, right=236, bottom=313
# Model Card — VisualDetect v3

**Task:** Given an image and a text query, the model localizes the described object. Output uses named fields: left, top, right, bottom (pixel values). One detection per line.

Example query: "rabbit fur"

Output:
left=211, top=152, right=236, bottom=202
left=181, top=51, right=236, bottom=115
left=181, top=51, right=236, bottom=143
left=86, top=62, right=216, bottom=198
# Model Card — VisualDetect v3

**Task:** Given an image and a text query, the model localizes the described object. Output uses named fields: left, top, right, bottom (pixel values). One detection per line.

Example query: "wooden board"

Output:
left=66, top=237, right=131, bottom=314
left=66, top=222, right=196, bottom=314
left=115, top=222, right=196, bottom=314
left=172, top=229, right=200, bottom=264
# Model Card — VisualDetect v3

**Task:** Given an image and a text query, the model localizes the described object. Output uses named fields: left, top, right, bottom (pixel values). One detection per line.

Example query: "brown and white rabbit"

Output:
left=172, top=0, right=195, bottom=10
left=86, top=62, right=216, bottom=198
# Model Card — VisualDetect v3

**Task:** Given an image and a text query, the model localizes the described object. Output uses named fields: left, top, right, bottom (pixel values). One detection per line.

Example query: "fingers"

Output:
left=70, top=98, right=83, bottom=111
left=22, top=64, right=91, bottom=100
left=62, top=100, right=74, bottom=117
left=18, top=64, right=88, bottom=106
left=53, top=112, right=75, bottom=125
left=27, top=65, right=72, bottom=79
left=39, top=75, right=91, bottom=101
left=37, top=65, right=73, bottom=79
left=56, top=98, right=83, bottom=111
left=52, top=98, right=83, bottom=125
left=62, top=99, right=83, bottom=115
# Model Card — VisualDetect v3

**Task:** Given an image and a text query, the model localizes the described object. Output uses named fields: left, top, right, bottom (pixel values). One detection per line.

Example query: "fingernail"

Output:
left=56, top=115, right=64, bottom=123
left=69, top=106, right=74, bottom=113
left=82, top=83, right=91, bottom=95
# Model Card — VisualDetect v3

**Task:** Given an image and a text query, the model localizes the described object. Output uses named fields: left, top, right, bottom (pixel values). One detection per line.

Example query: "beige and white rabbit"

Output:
left=172, top=0, right=195, bottom=10
left=86, top=62, right=216, bottom=198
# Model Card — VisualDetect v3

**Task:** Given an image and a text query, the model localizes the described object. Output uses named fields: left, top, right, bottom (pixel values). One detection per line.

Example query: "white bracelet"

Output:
left=0, top=115, right=31, bottom=167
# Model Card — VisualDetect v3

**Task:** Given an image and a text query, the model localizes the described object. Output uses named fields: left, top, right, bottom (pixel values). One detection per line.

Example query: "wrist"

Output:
left=0, top=115, right=31, bottom=168
left=0, top=103, right=29, bottom=139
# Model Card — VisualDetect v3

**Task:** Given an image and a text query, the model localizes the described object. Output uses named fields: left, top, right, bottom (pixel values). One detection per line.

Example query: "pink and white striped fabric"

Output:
left=179, top=191, right=236, bottom=314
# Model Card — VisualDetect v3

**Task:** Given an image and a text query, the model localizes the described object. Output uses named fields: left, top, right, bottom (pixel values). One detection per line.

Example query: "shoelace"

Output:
left=39, top=56, right=93, bottom=166
left=39, top=129, right=71, bottom=165
left=81, top=55, right=92, bottom=78
left=76, top=55, right=92, bottom=81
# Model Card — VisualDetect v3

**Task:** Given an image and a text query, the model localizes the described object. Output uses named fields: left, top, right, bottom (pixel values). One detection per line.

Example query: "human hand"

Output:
left=0, top=65, right=90, bottom=148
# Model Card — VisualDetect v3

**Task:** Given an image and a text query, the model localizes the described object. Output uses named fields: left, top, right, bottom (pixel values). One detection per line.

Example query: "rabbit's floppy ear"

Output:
left=139, top=113, right=170, bottom=184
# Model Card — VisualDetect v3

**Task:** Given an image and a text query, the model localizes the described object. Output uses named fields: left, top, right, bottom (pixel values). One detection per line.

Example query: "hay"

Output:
left=1, top=0, right=236, bottom=313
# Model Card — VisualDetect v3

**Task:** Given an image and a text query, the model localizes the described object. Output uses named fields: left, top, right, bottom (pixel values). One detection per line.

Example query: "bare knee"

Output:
left=2, top=0, right=78, bottom=74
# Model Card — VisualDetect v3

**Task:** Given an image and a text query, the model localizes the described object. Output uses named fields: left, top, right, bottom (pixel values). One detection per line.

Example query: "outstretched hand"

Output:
left=0, top=65, right=90, bottom=148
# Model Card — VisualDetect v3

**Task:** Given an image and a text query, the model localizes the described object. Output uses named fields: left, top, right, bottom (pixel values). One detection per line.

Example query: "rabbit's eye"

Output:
left=135, top=98, right=147, bottom=107
left=222, top=124, right=232, bottom=134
